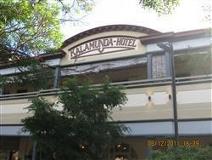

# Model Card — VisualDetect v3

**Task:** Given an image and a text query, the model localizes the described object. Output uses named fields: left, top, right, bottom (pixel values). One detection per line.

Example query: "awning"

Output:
left=61, top=57, right=147, bottom=76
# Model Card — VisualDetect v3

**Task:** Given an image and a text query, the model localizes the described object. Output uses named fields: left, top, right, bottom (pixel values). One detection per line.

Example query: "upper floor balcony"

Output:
left=0, top=74, right=211, bottom=136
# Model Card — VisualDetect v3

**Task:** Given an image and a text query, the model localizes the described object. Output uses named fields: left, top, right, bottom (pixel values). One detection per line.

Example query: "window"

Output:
left=62, top=64, right=147, bottom=85
left=175, top=49, right=211, bottom=77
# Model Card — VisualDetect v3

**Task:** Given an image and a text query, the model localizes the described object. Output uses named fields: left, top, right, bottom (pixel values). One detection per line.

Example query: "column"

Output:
left=0, top=88, right=3, bottom=95
left=147, top=54, right=152, bottom=79
left=151, top=53, right=166, bottom=79
left=165, top=51, right=171, bottom=77
left=32, top=141, right=37, bottom=160
left=53, top=66, right=61, bottom=88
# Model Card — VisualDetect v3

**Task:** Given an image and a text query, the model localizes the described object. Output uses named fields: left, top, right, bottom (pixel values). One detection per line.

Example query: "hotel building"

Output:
left=0, top=25, right=211, bottom=160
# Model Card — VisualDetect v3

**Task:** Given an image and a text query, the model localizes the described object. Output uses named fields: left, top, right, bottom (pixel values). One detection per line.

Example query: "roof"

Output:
left=37, top=52, right=65, bottom=61
left=1, top=26, right=210, bottom=69
left=0, top=52, right=65, bottom=69
left=140, top=28, right=211, bottom=44
left=62, top=24, right=161, bottom=48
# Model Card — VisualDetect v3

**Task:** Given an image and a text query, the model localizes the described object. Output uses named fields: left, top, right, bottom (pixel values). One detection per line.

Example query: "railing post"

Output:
left=169, top=42, right=179, bottom=143
left=147, top=53, right=152, bottom=79
left=165, top=51, right=171, bottom=77
left=0, top=88, right=3, bottom=95
left=157, top=42, right=179, bottom=144
left=32, top=141, right=37, bottom=160
left=53, top=66, right=61, bottom=88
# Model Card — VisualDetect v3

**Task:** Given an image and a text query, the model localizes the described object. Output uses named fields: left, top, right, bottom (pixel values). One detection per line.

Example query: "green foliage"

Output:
left=0, top=0, right=94, bottom=92
left=13, top=58, right=53, bottom=90
left=140, top=0, right=180, bottom=14
left=58, top=0, right=94, bottom=22
left=0, top=0, right=94, bottom=90
left=0, top=58, right=53, bottom=93
left=0, top=0, right=94, bottom=57
left=0, top=75, right=7, bottom=88
left=147, top=146, right=212, bottom=160
left=0, top=0, right=62, bottom=56
left=22, top=78, right=127, bottom=160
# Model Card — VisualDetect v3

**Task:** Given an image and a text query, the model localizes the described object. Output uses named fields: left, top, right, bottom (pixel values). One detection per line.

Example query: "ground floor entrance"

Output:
left=0, top=136, right=211, bottom=160
left=0, top=137, right=32, bottom=160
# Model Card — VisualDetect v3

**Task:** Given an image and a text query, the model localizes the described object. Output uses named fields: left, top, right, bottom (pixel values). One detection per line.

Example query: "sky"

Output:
left=61, top=0, right=211, bottom=40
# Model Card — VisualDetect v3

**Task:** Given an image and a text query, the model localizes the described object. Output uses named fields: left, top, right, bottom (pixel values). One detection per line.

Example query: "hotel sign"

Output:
left=68, top=36, right=137, bottom=59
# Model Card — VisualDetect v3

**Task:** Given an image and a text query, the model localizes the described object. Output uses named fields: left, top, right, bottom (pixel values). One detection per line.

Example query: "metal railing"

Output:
left=0, top=74, right=211, bottom=100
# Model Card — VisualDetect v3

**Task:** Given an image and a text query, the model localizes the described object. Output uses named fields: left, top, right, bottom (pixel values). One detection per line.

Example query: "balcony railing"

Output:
left=0, top=74, right=211, bottom=100
left=1, top=74, right=211, bottom=135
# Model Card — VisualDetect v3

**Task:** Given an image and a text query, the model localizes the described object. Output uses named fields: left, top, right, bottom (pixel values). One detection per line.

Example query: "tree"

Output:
left=0, top=0, right=94, bottom=91
left=0, top=0, right=94, bottom=58
left=140, top=0, right=180, bottom=14
left=0, top=0, right=61, bottom=58
left=147, top=146, right=212, bottom=160
left=13, top=58, right=54, bottom=90
left=22, top=78, right=128, bottom=160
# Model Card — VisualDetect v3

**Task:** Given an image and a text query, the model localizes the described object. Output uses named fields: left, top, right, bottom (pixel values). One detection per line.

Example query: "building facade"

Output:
left=0, top=25, right=211, bottom=160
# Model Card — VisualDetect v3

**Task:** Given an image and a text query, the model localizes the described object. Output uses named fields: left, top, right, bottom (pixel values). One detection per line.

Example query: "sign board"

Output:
left=68, top=36, right=137, bottom=59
